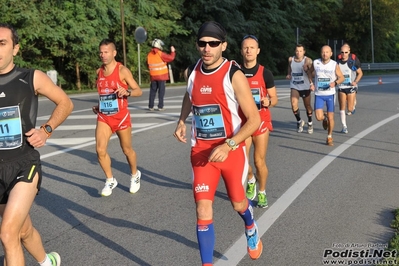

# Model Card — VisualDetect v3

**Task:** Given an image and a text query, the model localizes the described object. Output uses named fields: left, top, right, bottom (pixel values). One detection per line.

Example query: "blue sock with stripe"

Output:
left=238, top=199, right=255, bottom=228
left=197, top=220, right=214, bottom=265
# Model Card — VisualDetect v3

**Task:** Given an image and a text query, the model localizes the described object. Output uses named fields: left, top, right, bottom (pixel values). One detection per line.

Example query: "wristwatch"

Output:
left=225, top=138, right=238, bottom=151
left=41, top=124, right=53, bottom=137
left=127, top=90, right=131, bottom=97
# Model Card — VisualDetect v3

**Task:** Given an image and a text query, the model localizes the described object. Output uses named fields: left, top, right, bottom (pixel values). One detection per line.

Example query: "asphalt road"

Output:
left=1, top=74, right=398, bottom=266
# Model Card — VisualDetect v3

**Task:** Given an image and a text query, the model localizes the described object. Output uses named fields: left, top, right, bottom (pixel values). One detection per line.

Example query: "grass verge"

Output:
left=377, top=208, right=399, bottom=266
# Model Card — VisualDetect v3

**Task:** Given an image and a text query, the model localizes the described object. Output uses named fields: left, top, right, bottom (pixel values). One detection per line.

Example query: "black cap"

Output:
left=197, top=21, right=227, bottom=42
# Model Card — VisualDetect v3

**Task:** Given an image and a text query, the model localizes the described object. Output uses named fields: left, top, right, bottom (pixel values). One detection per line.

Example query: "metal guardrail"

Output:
left=361, top=63, right=399, bottom=70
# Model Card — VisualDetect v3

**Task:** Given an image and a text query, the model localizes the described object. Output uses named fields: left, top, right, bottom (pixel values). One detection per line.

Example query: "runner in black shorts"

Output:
left=286, top=44, right=315, bottom=134
left=0, top=151, right=42, bottom=204
left=336, top=44, right=363, bottom=134
left=0, top=23, right=73, bottom=265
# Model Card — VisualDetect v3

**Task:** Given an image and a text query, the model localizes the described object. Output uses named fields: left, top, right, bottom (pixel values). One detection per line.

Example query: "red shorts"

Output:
left=190, top=144, right=248, bottom=202
left=97, top=108, right=131, bottom=133
left=252, top=110, right=273, bottom=136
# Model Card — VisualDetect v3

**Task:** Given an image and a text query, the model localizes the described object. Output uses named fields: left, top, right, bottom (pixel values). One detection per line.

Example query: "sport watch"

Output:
left=41, top=124, right=53, bottom=137
left=225, top=138, right=238, bottom=151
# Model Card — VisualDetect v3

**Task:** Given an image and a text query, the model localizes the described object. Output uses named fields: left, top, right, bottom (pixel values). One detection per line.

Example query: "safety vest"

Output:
left=147, top=50, right=168, bottom=77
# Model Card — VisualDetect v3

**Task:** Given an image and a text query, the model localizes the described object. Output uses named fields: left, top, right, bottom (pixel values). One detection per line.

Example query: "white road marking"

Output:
left=37, top=113, right=181, bottom=120
left=51, top=123, right=156, bottom=131
left=40, top=121, right=178, bottom=159
left=38, top=98, right=189, bottom=147
left=214, top=113, right=399, bottom=265
left=46, top=137, right=95, bottom=146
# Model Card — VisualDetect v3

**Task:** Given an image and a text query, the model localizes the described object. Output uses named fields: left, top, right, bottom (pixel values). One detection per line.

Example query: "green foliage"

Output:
left=377, top=208, right=399, bottom=266
left=1, top=0, right=399, bottom=88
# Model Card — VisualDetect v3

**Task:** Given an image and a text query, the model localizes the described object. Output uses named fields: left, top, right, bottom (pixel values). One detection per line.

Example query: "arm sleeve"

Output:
left=161, top=52, right=176, bottom=63
left=186, top=64, right=196, bottom=79
left=263, top=68, right=275, bottom=88
left=355, top=57, right=362, bottom=68
left=229, top=65, right=243, bottom=81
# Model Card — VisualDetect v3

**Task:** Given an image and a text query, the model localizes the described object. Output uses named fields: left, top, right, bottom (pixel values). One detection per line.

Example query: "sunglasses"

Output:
left=197, top=40, right=222, bottom=48
left=242, top=34, right=259, bottom=42
left=341, top=51, right=349, bottom=54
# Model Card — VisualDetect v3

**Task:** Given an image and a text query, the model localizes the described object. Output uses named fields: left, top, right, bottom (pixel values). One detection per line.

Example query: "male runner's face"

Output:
left=321, top=46, right=332, bottom=62
left=0, top=27, right=19, bottom=74
left=197, top=37, right=226, bottom=70
left=241, top=38, right=259, bottom=64
left=295, top=47, right=305, bottom=59
left=340, top=47, right=350, bottom=61
left=99, top=44, right=116, bottom=65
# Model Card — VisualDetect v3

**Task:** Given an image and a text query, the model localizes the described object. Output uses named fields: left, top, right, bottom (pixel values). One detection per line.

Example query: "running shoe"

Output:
left=130, top=170, right=141, bottom=193
left=341, top=126, right=348, bottom=134
left=322, top=116, right=328, bottom=130
left=297, top=120, right=305, bottom=133
left=326, top=137, right=334, bottom=146
left=257, top=193, right=268, bottom=208
left=148, top=108, right=154, bottom=111
left=48, top=252, right=61, bottom=266
left=307, top=123, right=314, bottom=134
left=246, top=222, right=263, bottom=260
left=347, top=108, right=355, bottom=115
left=157, top=108, right=165, bottom=111
left=246, top=181, right=257, bottom=201
left=101, top=178, right=118, bottom=196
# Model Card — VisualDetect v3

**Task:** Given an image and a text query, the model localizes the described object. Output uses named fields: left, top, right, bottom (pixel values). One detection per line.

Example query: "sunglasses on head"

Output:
left=242, top=34, right=259, bottom=42
left=197, top=40, right=222, bottom=48
left=341, top=51, right=349, bottom=54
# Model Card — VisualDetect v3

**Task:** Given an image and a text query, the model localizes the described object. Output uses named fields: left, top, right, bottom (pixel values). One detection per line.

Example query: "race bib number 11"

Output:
left=0, top=106, right=23, bottom=150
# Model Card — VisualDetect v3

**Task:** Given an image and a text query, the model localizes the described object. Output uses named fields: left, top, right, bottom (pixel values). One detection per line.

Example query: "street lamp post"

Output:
left=370, top=0, right=375, bottom=63
left=120, top=0, right=127, bottom=66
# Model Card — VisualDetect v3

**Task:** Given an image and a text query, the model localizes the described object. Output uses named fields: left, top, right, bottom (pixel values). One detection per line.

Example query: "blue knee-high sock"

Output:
left=197, top=220, right=214, bottom=265
left=238, top=199, right=255, bottom=229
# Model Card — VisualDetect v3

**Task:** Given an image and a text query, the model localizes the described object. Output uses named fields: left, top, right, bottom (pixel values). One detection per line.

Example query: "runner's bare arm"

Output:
left=286, top=57, right=292, bottom=80
left=119, top=66, right=142, bottom=97
left=174, top=92, right=192, bottom=143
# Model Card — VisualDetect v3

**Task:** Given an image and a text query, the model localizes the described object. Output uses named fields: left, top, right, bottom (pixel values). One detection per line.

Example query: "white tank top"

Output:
left=313, top=59, right=337, bottom=96
left=290, top=56, right=310, bottom=91
left=338, top=62, right=356, bottom=89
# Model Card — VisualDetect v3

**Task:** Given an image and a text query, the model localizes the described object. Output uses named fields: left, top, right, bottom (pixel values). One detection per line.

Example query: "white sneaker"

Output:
left=307, top=123, right=314, bottom=134
left=297, top=120, right=305, bottom=133
left=130, top=170, right=141, bottom=193
left=101, top=178, right=118, bottom=196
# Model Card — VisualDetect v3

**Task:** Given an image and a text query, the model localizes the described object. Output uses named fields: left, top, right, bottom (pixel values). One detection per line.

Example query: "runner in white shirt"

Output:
left=309, top=45, right=345, bottom=146
left=336, top=44, right=363, bottom=134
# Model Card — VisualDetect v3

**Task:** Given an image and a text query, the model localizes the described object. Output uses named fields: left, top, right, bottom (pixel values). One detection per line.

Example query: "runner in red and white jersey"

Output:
left=240, top=35, right=278, bottom=209
left=174, top=21, right=263, bottom=265
left=92, top=39, right=143, bottom=197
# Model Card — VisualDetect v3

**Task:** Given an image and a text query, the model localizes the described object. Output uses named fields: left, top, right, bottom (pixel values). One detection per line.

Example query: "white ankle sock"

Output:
left=246, top=224, right=256, bottom=236
left=39, top=254, right=52, bottom=266
left=248, top=175, right=256, bottom=184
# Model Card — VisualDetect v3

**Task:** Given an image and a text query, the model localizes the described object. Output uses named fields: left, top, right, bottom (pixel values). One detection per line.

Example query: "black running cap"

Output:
left=197, top=21, right=227, bottom=42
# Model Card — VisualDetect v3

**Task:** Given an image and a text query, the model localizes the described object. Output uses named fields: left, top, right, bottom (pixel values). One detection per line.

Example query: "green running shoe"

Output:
left=246, top=182, right=257, bottom=201
left=48, top=252, right=61, bottom=266
left=257, top=193, right=268, bottom=208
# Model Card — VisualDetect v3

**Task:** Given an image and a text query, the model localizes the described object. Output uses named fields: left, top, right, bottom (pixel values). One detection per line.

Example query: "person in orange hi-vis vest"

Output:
left=147, top=39, right=176, bottom=111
